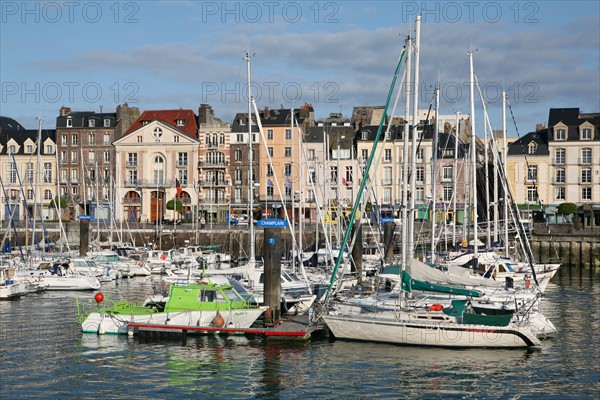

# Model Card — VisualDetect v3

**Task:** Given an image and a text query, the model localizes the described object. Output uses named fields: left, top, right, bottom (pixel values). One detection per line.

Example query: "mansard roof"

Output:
left=125, top=109, right=199, bottom=138
left=0, top=129, right=56, bottom=155
left=507, top=129, right=549, bottom=156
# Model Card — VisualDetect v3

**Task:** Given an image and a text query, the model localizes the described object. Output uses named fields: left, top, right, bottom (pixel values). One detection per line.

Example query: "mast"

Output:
left=502, top=90, right=509, bottom=255
left=245, top=51, right=256, bottom=272
left=32, top=118, right=42, bottom=251
left=469, top=49, right=478, bottom=264
left=291, top=108, right=296, bottom=273
left=430, top=86, right=439, bottom=263
left=407, top=14, right=421, bottom=262
left=452, top=112, right=459, bottom=247
left=400, top=34, right=412, bottom=270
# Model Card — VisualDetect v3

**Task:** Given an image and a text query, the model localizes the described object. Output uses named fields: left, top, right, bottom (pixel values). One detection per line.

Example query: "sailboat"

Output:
left=320, top=18, right=543, bottom=348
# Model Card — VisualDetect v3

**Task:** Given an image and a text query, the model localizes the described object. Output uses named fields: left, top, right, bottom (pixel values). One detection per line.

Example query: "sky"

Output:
left=1, top=0, right=599, bottom=136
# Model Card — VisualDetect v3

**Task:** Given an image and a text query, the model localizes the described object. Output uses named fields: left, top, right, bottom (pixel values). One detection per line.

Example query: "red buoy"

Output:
left=95, top=292, right=105, bottom=303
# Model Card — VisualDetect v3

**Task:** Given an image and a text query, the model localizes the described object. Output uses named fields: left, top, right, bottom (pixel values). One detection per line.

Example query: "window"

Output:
left=384, top=149, right=392, bottom=162
left=44, top=190, right=53, bottom=200
left=212, top=134, right=217, bottom=146
left=60, top=151, right=67, bottom=163
left=555, top=128, right=566, bottom=140
left=443, top=166, right=453, bottom=181
left=581, top=148, right=592, bottom=164
left=554, top=148, right=566, bottom=164
left=308, top=168, right=316, bottom=184
left=268, top=147, right=273, bottom=157
left=66, top=118, right=72, bottom=127
left=416, top=148, right=424, bottom=162
left=443, top=186, right=453, bottom=202
left=555, top=187, right=565, bottom=200
left=581, top=168, right=592, bottom=184
left=177, top=152, right=188, bottom=167
left=330, top=166, right=338, bottom=183
left=267, top=130, right=273, bottom=140
left=127, top=169, right=137, bottom=185
left=237, top=134, right=244, bottom=143
left=527, top=165, right=538, bottom=182
left=361, top=149, right=368, bottom=162
left=416, top=167, right=424, bottom=184
left=25, top=162, right=34, bottom=183
left=528, top=142, right=537, bottom=154
left=284, top=147, right=291, bottom=157
left=104, top=151, right=110, bottom=163
left=104, top=119, right=111, bottom=127
left=43, top=163, right=52, bottom=183
left=285, top=186, right=292, bottom=198
left=383, top=167, right=392, bottom=185
left=176, top=119, right=186, bottom=126
left=308, top=149, right=315, bottom=161
left=345, top=166, right=353, bottom=184
left=89, top=169, right=95, bottom=182
left=285, top=129, right=292, bottom=140
left=89, top=151, right=95, bottom=163
left=385, top=130, right=391, bottom=140
left=137, top=136, right=142, bottom=143
left=219, top=134, right=225, bottom=144
left=361, top=131, right=369, bottom=140
left=127, top=153, right=137, bottom=167
left=88, top=119, right=95, bottom=128
left=266, top=164, right=274, bottom=176
left=103, top=169, right=110, bottom=181
left=174, top=136, right=179, bottom=143
left=71, top=186, right=78, bottom=196
left=555, top=168, right=565, bottom=184
left=234, top=149, right=242, bottom=161
left=284, top=164, right=292, bottom=176
left=308, top=189, right=315, bottom=202
left=582, top=187, right=592, bottom=200
left=45, top=144, right=53, bottom=153
left=61, top=134, right=67, bottom=145
left=103, top=133, right=110, bottom=145
left=415, top=188, right=424, bottom=203
left=234, top=169, right=242, bottom=182
left=153, top=156, right=164, bottom=184
left=178, top=169, right=188, bottom=185
left=27, top=189, right=34, bottom=200
left=71, top=134, right=78, bottom=145
left=234, top=188, right=241, bottom=202
left=26, top=145, right=33, bottom=153
left=581, top=128, right=592, bottom=140
left=8, top=163, right=17, bottom=183
left=267, top=186, right=274, bottom=198
left=88, top=133, right=95, bottom=145
left=8, top=145, right=16, bottom=154
left=71, top=151, right=77, bottom=163
left=71, top=169, right=78, bottom=183
left=527, top=186, right=538, bottom=202
left=383, top=188, right=392, bottom=203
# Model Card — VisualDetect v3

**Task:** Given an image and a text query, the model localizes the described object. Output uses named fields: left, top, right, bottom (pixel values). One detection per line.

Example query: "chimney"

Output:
left=198, top=104, right=214, bottom=126
left=263, top=106, right=269, bottom=120
left=535, top=123, right=545, bottom=131
left=59, top=106, right=71, bottom=116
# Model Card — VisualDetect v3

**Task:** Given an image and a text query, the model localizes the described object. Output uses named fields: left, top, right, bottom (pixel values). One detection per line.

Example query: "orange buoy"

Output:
left=212, top=312, right=225, bottom=328
left=95, top=292, right=104, bottom=304
left=429, top=304, right=444, bottom=312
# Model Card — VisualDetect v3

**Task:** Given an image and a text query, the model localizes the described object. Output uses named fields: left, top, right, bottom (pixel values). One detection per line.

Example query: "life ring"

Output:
left=429, top=304, right=444, bottom=312
left=160, top=254, right=167, bottom=261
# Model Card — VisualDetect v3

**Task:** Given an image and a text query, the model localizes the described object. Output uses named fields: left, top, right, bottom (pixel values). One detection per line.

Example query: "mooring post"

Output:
left=263, top=227, right=282, bottom=325
left=383, top=221, right=395, bottom=262
left=80, top=219, right=89, bottom=257
left=351, top=222, right=363, bottom=278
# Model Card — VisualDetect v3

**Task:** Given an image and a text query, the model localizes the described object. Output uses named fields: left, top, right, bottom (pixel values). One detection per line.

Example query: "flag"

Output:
left=175, top=178, right=182, bottom=195
left=267, top=179, right=274, bottom=188
left=342, top=177, right=348, bottom=187
left=285, top=178, right=292, bottom=189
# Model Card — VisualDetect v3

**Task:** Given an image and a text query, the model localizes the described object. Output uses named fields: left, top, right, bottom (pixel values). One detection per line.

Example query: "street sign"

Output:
left=380, top=218, right=395, bottom=223
left=77, top=215, right=91, bottom=220
left=256, top=218, right=288, bottom=228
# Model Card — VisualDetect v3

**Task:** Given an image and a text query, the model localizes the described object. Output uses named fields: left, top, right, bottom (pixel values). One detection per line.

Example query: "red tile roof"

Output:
left=125, top=109, right=199, bottom=138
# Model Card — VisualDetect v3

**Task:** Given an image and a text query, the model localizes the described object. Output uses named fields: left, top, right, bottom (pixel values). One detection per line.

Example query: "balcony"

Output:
left=381, top=179, right=392, bottom=185
left=198, top=161, right=228, bottom=168
left=383, top=158, right=392, bottom=164
left=70, top=178, right=79, bottom=184
left=123, top=179, right=178, bottom=188
left=126, top=161, right=138, bottom=168
left=88, top=159, right=96, bottom=165
left=198, top=179, right=229, bottom=187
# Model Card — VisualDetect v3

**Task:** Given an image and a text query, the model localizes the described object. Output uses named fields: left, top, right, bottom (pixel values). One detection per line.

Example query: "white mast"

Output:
left=408, top=14, right=421, bottom=262
left=32, top=118, right=43, bottom=251
left=291, top=107, right=296, bottom=273
left=400, top=34, right=412, bottom=270
left=245, top=51, right=256, bottom=274
left=502, top=90, right=509, bottom=255
left=430, top=86, right=439, bottom=263
left=469, top=49, right=478, bottom=263
left=452, top=112, right=459, bottom=247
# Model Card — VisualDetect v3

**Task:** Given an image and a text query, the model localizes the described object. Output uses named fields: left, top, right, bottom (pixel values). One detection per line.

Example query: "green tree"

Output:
left=166, top=199, right=183, bottom=212
left=49, top=196, right=67, bottom=209
left=557, top=202, right=577, bottom=222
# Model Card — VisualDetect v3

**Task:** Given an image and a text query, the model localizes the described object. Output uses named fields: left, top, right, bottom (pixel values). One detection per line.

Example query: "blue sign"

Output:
left=267, top=238, right=275, bottom=245
left=256, top=218, right=289, bottom=228
left=380, top=218, right=395, bottom=223
left=77, top=215, right=91, bottom=220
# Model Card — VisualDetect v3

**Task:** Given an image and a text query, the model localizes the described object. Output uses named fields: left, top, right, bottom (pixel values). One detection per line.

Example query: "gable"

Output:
left=114, top=120, right=200, bottom=146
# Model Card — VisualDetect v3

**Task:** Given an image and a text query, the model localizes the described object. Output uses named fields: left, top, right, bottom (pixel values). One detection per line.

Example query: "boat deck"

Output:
left=128, top=315, right=319, bottom=340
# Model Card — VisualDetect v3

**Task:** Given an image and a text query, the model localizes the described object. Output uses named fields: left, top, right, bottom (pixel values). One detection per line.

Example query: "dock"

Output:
left=128, top=315, right=320, bottom=341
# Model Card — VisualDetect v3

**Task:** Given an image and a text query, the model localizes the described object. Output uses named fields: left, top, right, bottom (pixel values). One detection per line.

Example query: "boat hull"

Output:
left=323, top=314, right=541, bottom=348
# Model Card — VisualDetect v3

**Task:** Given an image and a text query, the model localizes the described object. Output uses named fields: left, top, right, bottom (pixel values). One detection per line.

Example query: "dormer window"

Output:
left=89, top=119, right=95, bottom=128
left=555, top=128, right=566, bottom=141
left=239, top=118, right=245, bottom=126
left=66, top=117, right=72, bottom=127
left=142, top=121, right=149, bottom=125
left=361, top=131, right=369, bottom=140
left=26, top=145, right=33, bottom=154
left=581, top=127, right=592, bottom=140
left=9, top=145, right=16, bottom=154
left=176, top=119, right=186, bottom=126
left=104, top=119, right=111, bottom=127
left=528, top=142, right=537, bottom=155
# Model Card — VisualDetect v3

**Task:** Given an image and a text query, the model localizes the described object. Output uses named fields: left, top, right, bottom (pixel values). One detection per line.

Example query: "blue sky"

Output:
left=1, top=1, right=599, bottom=136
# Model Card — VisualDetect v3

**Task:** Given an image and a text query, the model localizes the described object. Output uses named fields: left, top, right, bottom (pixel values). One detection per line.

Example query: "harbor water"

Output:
left=1, top=270, right=599, bottom=399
